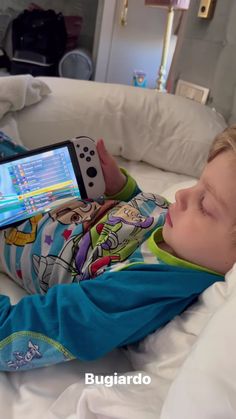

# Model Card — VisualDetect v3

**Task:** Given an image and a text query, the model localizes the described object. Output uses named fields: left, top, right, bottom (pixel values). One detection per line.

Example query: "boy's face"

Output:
left=162, top=151, right=236, bottom=274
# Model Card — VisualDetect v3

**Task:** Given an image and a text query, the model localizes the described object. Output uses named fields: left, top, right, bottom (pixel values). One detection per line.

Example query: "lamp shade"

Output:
left=145, top=0, right=190, bottom=10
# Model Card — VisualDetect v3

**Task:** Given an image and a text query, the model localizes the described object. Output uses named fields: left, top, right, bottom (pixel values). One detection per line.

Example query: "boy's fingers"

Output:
left=96, top=138, right=126, bottom=195
left=96, top=139, right=110, bottom=164
left=96, top=138, right=104, bottom=149
left=96, top=138, right=104, bottom=159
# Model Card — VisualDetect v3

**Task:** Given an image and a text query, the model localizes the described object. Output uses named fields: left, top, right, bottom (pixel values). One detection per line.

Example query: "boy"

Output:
left=0, top=126, right=235, bottom=371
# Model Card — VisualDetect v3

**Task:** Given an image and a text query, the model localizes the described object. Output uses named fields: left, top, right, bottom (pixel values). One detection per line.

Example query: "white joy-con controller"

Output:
left=71, top=136, right=106, bottom=199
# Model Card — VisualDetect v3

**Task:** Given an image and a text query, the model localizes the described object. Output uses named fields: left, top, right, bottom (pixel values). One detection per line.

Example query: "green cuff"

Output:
left=148, top=227, right=223, bottom=277
left=105, top=168, right=138, bottom=202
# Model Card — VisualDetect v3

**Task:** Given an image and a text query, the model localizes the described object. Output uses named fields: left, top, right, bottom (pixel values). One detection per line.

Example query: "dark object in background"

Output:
left=11, top=50, right=57, bottom=76
left=0, top=48, right=10, bottom=71
left=11, top=9, right=67, bottom=76
left=64, top=15, right=83, bottom=51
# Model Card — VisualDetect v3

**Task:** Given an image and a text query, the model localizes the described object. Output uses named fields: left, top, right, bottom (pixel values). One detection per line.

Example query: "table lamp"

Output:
left=145, top=0, right=190, bottom=91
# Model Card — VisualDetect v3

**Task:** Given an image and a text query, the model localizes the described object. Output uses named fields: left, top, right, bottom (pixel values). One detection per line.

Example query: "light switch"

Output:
left=198, top=0, right=216, bottom=19
left=175, top=80, right=210, bottom=104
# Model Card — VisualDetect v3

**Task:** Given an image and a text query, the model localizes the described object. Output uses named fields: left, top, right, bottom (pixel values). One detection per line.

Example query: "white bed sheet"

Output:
left=114, top=156, right=196, bottom=195
left=0, top=160, right=196, bottom=419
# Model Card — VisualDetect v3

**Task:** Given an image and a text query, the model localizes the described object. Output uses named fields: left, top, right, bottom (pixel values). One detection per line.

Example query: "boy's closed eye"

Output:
left=199, top=196, right=211, bottom=216
left=199, top=192, right=223, bottom=219
left=199, top=192, right=217, bottom=217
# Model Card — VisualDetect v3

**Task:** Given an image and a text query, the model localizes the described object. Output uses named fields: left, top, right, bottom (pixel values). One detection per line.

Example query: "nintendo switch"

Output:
left=0, top=136, right=105, bottom=229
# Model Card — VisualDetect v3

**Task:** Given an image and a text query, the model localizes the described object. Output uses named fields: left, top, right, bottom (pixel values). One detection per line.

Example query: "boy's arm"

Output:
left=0, top=265, right=222, bottom=371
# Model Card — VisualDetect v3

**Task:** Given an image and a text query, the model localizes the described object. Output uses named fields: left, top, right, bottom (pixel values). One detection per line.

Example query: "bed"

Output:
left=0, top=75, right=236, bottom=419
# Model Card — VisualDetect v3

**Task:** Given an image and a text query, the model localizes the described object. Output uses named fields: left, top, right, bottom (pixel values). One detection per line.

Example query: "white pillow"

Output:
left=162, top=179, right=197, bottom=202
left=0, top=74, right=51, bottom=120
left=16, top=77, right=226, bottom=177
left=146, top=94, right=227, bottom=177
left=160, top=264, right=236, bottom=419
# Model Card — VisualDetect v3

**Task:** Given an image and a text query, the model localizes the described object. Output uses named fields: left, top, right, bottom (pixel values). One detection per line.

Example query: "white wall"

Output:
left=105, top=0, right=177, bottom=89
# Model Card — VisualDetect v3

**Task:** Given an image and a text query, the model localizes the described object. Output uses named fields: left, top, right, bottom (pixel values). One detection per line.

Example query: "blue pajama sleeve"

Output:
left=0, top=264, right=223, bottom=371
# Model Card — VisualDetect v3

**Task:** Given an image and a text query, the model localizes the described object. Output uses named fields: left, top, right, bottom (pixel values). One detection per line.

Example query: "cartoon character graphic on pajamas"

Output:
left=3, top=193, right=168, bottom=293
left=4, top=214, right=43, bottom=246
left=49, top=199, right=103, bottom=226
left=31, top=196, right=158, bottom=288
left=76, top=193, right=168, bottom=279
left=31, top=198, right=119, bottom=292
left=3, top=198, right=116, bottom=246
left=74, top=194, right=167, bottom=280
left=7, top=340, right=42, bottom=370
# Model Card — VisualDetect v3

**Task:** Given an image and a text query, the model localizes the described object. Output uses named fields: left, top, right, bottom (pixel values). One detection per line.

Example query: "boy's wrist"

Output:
left=115, top=170, right=127, bottom=194
left=105, top=168, right=137, bottom=201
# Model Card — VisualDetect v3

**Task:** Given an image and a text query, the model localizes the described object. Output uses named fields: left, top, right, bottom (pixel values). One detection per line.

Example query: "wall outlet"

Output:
left=175, top=79, right=209, bottom=104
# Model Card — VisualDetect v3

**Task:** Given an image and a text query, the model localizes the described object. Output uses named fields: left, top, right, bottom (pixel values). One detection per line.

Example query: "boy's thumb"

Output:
left=97, top=138, right=109, bottom=164
left=98, top=138, right=107, bottom=152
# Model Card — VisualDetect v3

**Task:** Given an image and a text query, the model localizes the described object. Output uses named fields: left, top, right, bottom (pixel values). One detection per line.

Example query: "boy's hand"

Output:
left=96, top=139, right=126, bottom=196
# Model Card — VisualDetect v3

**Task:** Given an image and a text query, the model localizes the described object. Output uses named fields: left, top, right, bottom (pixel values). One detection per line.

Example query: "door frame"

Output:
left=93, top=0, right=117, bottom=82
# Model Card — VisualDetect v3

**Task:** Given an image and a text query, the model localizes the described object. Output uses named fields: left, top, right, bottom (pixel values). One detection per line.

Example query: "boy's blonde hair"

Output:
left=208, top=125, right=236, bottom=162
left=208, top=125, right=236, bottom=245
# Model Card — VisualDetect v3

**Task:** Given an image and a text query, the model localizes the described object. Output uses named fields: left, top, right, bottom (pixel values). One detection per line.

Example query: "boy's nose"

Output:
left=175, top=188, right=188, bottom=211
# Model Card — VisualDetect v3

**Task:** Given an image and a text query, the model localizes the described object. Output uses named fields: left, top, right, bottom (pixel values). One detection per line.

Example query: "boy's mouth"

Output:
left=165, top=209, right=173, bottom=227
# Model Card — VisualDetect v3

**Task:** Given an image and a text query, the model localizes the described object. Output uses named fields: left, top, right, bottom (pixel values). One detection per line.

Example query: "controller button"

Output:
left=76, top=144, right=80, bottom=148
left=89, top=182, right=94, bottom=187
left=90, top=150, right=95, bottom=156
left=86, top=157, right=91, bottom=162
left=87, top=167, right=97, bottom=178
left=84, top=147, right=89, bottom=152
left=80, top=153, right=85, bottom=158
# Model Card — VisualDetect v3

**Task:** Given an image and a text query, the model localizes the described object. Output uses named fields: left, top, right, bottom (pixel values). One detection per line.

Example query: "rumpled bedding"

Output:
left=0, top=74, right=51, bottom=119
left=43, top=266, right=236, bottom=419
left=0, top=75, right=235, bottom=419
left=0, top=74, right=51, bottom=144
